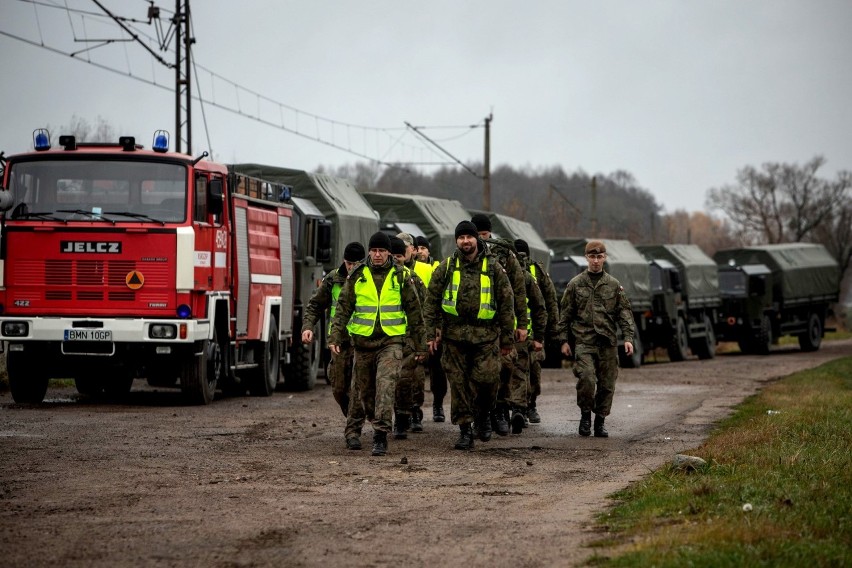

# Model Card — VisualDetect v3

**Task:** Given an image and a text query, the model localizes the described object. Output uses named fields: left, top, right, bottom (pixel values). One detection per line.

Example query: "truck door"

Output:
left=193, top=173, right=227, bottom=291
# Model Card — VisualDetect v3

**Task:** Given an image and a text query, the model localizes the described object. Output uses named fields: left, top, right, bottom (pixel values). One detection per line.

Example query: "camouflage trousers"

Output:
left=428, top=344, right=447, bottom=406
left=572, top=343, right=619, bottom=416
left=442, top=338, right=500, bottom=426
left=529, top=349, right=544, bottom=404
left=329, top=342, right=354, bottom=417
left=498, top=340, right=531, bottom=410
left=345, top=342, right=402, bottom=436
left=395, top=338, right=426, bottom=415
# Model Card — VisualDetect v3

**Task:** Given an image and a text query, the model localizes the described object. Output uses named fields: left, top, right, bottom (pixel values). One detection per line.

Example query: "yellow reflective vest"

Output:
left=441, top=257, right=496, bottom=320
left=346, top=267, right=407, bottom=337
left=413, top=260, right=434, bottom=288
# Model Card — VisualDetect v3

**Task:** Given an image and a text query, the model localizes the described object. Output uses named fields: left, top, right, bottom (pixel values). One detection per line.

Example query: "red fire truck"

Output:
left=0, top=130, right=296, bottom=404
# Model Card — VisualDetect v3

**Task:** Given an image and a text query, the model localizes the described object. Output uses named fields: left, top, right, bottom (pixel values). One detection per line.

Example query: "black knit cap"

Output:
left=389, top=235, right=407, bottom=256
left=455, top=220, right=479, bottom=240
left=470, top=213, right=492, bottom=233
left=368, top=231, right=392, bottom=251
left=514, top=239, right=530, bottom=255
left=343, top=242, right=365, bottom=262
left=414, top=235, right=431, bottom=250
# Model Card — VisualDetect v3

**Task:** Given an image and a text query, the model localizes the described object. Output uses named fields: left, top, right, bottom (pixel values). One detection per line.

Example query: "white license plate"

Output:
left=64, top=329, right=113, bottom=341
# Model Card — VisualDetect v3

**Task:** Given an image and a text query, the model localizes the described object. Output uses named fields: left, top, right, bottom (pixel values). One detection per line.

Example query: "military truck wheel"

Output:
left=693, top=315, right=717, bottom=360
left=8, top=350, right=49, bottom=404
left=181, top=340, right=216, bottom=405
left=797, top=313, right=822, bottom=352
left=667, top=317, right=690, bottom=362
left=755, top=315, right=772, bottom=355
left=282, top=339, right=318, bottom=391
left=619, top=334, right=643, bottom=368
left=249, top=320, right=280, bottom=397
left=737, top=339, right=753, bottom=354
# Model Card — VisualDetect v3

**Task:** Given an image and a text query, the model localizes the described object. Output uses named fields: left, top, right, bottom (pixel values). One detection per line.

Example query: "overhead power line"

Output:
left=3, top=0, right=483, bottom=172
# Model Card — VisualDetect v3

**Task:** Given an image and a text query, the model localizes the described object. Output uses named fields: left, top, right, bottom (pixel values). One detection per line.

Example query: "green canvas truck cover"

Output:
left=638, top=244, right=721, bottom=308
left=470, top=210, right=551, bottom=271
left=228, top=164, right=379, bottom=271
left=364, top=193, right=471, bottom=259
left=546, top=237, right=651, bottom=311
left=713, top=243, right=839, bottom=304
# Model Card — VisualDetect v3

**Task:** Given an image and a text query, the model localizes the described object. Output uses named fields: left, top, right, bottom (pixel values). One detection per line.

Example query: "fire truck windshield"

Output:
left=5, top=159, right=187, bottom=223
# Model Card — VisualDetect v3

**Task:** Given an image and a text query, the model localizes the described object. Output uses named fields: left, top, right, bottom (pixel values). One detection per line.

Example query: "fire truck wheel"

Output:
left=7, top=351, right=49, bottom=404
left=181, top=340, right=216, bottom=405
left=249, top=320, right=280, bottom=397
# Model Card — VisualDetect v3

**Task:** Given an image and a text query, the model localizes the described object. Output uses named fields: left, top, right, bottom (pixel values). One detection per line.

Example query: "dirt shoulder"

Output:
left=1, top=339, right=850, bottom=567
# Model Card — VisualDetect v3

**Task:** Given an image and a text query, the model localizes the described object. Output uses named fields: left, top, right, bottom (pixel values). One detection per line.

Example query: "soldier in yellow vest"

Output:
left=424, top=221, right=516, bottom=451
left=329, top=232, right=426, bottom=456
left=302, top=242, right=364, bottom=420
left=415, top=235, right=448, bottom=421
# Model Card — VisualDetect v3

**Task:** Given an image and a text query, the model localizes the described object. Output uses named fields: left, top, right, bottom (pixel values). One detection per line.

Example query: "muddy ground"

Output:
left=1, top=339, right=850, bottom=568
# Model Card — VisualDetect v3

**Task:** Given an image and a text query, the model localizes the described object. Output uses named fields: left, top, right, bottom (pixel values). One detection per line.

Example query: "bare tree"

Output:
left=706, top=156, right=850, bottom=244
left=51, top=115, right=116, bottom=142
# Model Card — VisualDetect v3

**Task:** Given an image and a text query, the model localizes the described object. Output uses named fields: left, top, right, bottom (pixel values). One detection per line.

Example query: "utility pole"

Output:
left=590, top=175, right=598, bottom=235
left=174, top=1, right=192, bottom=154
left=483, top=113, right=492, bottom=211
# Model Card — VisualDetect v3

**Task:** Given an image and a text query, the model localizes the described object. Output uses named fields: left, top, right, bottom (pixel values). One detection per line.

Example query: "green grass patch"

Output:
left=588, top=356, right=852, bottom=567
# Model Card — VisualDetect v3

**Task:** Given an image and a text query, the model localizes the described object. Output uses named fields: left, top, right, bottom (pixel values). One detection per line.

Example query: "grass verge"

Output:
left=588, top=356, right=852, bottom=567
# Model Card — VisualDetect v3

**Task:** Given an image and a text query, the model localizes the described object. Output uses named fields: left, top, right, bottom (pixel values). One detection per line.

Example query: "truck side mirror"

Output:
left=208, top=178, right=223, bottom=216
left=316, top=220, right=331, bottom=264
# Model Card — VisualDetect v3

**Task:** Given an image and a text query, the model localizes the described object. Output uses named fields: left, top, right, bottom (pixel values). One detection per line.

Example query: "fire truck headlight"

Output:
left=176, top=304, right=192, bottom=319
left=2, top=321, right=29, bottom=337
left=149, top=324, right=177, bottom=339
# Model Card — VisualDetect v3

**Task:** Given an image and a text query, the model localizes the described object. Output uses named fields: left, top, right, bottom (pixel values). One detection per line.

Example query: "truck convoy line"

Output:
left=0, top=130, right=841, bottom=404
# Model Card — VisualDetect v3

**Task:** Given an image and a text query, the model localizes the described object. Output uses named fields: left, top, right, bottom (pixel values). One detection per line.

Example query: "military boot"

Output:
left=432, top=403, right=445, bottom=422
left=526, top=401, right=541, bottom=424
left=454, top=424, right=475, bottom=451
left=492, top=405, right=510, bottom=437
left=579, top=411, right=592, bottom=437
left=345, top=436, right=362, bottom=450
left=371, top=431, right=388, bottom=456
left=410, top=407, right=424, bottom=432
left=511, top=408, right=526, bottom=435
left=594, top=415, right=609, bottom=438
left=393, top=413, right=409, bottom=440
left=476, top=409, right=493, bottom=442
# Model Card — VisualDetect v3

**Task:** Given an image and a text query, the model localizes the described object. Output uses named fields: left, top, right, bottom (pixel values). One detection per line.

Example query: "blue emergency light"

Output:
left=152, top=130, right=170, bottom=153
left=176, top=304, right=192, bottom=319
left=33, top=129, right=50, bottom=151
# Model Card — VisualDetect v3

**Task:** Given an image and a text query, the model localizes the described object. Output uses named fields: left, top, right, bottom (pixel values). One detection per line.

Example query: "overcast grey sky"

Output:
left=2, top=0, right=850, bottom=213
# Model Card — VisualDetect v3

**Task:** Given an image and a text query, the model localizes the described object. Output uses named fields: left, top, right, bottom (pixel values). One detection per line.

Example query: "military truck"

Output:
left=546, top=238, right=652, bottom=368
left=469, top=210, right=551, bottom=271
left=637, top=244, right=721, bottom=361
left=363, top=193, right=471, bottom=260
left=229, top=164, right=379, bottom=388
left=713, top=243, right=839, bottom=354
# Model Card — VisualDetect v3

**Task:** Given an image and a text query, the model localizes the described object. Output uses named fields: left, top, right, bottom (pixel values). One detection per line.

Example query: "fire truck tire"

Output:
left=181, top=340, right=216, bottom=405
left=249, top=320, right=280, bottom=397
left=797, top=313, right=822, bottom=352
left=7, top=351, right=49, bottom=404
left=693, top=315, right=717, bottom=360
left=667, top=316, right=690, bottom=362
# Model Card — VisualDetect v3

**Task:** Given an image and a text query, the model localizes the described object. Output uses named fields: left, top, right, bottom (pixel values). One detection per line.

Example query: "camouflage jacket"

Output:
left=329, top=258, right=426, bottom=352
left=484, top=238, right=528, bottom=330
left=424, top=246, right=515, bottom=348
left=528, top=258, right=560, bottom=343
left=557, top=270, right=634, bottom=348
left=301, top=264, right=349, bottom=334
